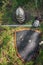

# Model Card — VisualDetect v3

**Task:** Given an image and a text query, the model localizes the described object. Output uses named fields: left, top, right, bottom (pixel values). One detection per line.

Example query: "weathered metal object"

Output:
left=33, top=20, right=40, bottom=27
left=16, top=7, right=25, bottom=23
left=16, top=29, right=41, bottom=62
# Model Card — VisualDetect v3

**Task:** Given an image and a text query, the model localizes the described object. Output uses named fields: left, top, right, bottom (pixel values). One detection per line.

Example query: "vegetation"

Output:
left=0, top=0, right=43, bottom=24
left=0, top=0, right=43, bottom=65
left=0, top=26, right=43, bottom=65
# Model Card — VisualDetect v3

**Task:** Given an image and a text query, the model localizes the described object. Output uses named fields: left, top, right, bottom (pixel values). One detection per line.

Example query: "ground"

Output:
left=0, top=26, right=43, bottom=65
left=0, top=0, right=43, bottom=65
left=0, top=0, right=43, bottom=25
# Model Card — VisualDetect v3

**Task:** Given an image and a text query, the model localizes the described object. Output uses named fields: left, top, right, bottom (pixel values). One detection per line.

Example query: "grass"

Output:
left=0, top=0, right=43, bottom=65
left=0, top=0, right=43, bottom=25
left=0, top=26, right=43, bottom=65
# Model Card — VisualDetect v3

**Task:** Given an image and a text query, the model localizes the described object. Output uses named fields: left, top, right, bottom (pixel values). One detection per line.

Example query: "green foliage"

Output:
left=0, top=26, right=43, bottom=65
left=0, top=26, right=34, bottom=65
left=0, top=0, right=43, bottom=24
left=34, top=49, right=43, bottom=65
left=0, top=0, right=43, bottom=64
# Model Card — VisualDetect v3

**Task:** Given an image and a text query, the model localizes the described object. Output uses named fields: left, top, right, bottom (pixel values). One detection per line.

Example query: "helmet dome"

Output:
left=16, top=7, right=25, bottom=23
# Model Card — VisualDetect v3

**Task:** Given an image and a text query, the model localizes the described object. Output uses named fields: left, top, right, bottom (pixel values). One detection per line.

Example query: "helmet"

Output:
left=16, top=7, right=25, bottom=23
